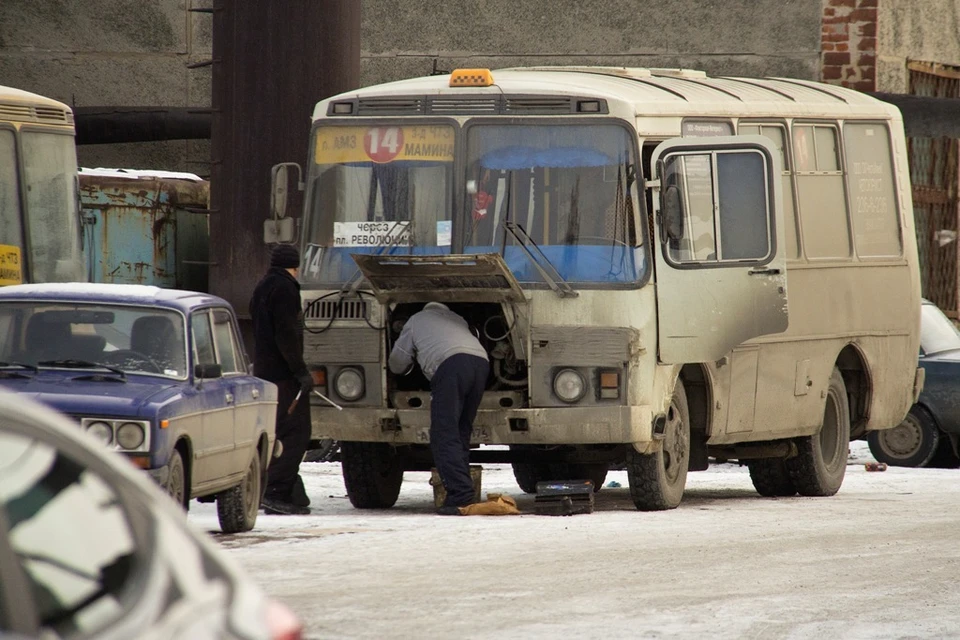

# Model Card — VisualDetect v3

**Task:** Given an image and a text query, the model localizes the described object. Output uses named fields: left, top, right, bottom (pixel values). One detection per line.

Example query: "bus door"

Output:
left=649, top=135, right=788, bottom=364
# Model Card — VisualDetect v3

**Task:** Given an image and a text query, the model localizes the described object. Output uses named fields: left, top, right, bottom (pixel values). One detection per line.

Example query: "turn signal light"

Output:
left=599, top=370, right=620, bottom=399
left=311, top=367, right=327, bottom=386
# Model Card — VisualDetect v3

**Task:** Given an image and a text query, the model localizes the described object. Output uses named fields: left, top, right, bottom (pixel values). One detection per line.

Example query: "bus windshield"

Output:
left=302, top=124, right=454, bottom=286
left=300, top=121, right=644, bottom=287
left=464, top=123, right=642, bottom=285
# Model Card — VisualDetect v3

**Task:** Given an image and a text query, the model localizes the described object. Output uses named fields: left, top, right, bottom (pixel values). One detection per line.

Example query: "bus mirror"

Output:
left=270, top=162, right=304, bottom=220
left=271, top=165, right=290, bottom=219
left=264, top=217, right=297, bottom=244
left=662, top=185, right=684, bottom=243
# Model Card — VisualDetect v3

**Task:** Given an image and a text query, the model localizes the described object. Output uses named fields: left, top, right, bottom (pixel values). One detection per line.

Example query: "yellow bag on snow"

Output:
left=459, top=493, right=521, bottom=516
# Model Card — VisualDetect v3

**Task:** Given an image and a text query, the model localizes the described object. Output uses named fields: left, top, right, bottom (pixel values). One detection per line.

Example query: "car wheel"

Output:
left=786, top=367, right=849, bottom=496
left=217, top=454, right=261, bottom=533
left=927, top=436, right=960, bottom=469
left=747, top=458, right=798, bottom=497
left=303, top=439, right=339, bottom=463
left=166, top=449, right=187, bottom=509
left=626, top=378, right=690, bottom=510
left=867, top=405, right=940, bottom=468
left=340, top=442, right=403, bottom=509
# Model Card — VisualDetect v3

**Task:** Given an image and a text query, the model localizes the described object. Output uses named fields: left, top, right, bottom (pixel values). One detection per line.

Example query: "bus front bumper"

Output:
left=310, top=405, right=653, bottom=445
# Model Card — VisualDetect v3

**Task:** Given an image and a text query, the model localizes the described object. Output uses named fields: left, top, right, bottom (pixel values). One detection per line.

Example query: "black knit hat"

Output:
left=270, top=244, right=300, bottom=269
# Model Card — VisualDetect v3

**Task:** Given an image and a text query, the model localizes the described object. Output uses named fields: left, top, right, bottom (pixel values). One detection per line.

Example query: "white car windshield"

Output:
left=0, top=302, right=187, bottom=378
left=920, top=303, right=960, bottom=355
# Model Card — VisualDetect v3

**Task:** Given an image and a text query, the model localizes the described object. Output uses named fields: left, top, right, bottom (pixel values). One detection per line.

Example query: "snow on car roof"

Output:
left=0, top=282, right=227, bottom=309
left=79, top=167, right=206, bottom=181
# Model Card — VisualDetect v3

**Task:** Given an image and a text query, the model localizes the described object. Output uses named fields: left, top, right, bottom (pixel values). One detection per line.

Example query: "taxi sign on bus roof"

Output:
left=449, top=68, right=494, bottom=87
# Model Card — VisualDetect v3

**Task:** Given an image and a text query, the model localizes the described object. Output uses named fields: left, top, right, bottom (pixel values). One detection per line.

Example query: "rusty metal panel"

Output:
left=79, top=171, right=209, bottom=288
left=907, top=62, right=960, bottom=317
left=209, top=1, right=361, bottom=318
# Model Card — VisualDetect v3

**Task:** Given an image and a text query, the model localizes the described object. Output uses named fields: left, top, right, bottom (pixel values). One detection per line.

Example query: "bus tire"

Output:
left=626, top=378, right=690, bottom=511
left=786, top=367, right=849, bottom=496
left=340, top=442, right=403, bottom=509
left=511, top=462, right=544, bottom=494
left=511, top=462, right=606, bottom=494
left=747, top=458, right=798, bottom=497
left=866, top=405, right=940, bottom=468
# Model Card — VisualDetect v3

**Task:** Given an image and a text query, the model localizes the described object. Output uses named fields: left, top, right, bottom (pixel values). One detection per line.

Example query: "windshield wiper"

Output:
left=502, top=221, right=578, bottom=299
left=37, top=359, right=127, bottom=380
left=0, top=361, right=38, bottom=373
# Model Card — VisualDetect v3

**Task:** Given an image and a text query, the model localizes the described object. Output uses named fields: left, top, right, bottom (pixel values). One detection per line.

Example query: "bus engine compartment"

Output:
left=386, top=301, right=529, bottom=409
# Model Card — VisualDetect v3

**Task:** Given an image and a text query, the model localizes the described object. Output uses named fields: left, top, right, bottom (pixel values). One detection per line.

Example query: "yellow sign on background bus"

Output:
left=0, top=244, right=22, bottom=285
left=315, top=125, right=454, bottom=164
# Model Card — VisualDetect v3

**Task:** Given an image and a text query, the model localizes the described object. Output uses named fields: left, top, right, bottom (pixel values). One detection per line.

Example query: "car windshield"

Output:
left=0, top=302, right=187, bottom=378
left=920, top=303, right=960, bottom=355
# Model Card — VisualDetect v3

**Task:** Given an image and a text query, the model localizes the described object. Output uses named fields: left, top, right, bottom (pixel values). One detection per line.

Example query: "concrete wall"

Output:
left=877, top=0, right=960, bottom=92
left=359, top=0, right=824, bottom=86
left=3, top=0, right=958, bottom=171
left=0, top=0, right=212, bottom=172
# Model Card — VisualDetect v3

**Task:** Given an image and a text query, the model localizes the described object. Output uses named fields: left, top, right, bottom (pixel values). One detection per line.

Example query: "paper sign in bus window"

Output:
left=333, top=221, right=411, bottom=247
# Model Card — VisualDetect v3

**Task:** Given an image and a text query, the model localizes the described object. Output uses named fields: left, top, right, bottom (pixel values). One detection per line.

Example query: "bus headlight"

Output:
left=334, top=367, right=365, bottom=401
left=553, top=369, right=586, bottom=403
left=86, top=421, right=114, bottom=445
left=116, top=422, right=146, bottom=450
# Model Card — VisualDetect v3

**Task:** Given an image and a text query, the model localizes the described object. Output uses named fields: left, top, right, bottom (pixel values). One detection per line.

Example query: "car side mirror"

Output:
left=195, top=363, right=222, bottom=379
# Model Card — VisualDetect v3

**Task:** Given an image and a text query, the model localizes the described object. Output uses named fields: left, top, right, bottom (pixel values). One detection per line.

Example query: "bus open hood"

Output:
left=350, top=253, right=527, bottom=304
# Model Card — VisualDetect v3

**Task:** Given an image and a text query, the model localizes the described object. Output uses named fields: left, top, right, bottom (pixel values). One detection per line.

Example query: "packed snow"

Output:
left=187, top=442, right=960, bottom=639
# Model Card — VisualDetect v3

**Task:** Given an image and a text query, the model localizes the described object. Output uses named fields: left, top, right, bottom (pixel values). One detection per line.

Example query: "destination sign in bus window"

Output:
left=315, top=125, right=454, bottom=165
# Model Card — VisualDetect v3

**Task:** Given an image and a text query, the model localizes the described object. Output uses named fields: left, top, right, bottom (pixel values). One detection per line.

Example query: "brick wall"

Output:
left=821, top=0, right=878, bottom=90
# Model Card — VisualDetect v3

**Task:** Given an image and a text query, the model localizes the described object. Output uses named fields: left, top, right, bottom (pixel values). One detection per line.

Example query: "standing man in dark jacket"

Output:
left=250, top=244, right=313, bottom=515
left=389, top=302, right=489, bottom=515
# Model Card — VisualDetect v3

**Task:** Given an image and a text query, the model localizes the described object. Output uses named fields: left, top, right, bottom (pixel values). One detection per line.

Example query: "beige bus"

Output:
left=0, top=85, right=85, bottom=285
left=271, top=66, right=922, bottom=510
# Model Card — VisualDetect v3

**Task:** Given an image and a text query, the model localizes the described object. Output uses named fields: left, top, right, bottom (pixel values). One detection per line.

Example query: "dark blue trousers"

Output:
left=430, top=353, right=489, bottom=507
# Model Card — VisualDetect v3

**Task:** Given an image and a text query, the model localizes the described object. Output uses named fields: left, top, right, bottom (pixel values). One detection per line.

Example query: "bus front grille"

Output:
left=305, top=299, right=369, bottom=321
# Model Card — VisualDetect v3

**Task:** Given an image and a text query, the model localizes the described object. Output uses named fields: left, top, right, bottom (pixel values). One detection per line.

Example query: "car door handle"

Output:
left=252, top=389, right=259, bottom=399
left=225, top=393, right=234, bottom=404
left=748, top=267, right=781, bottom=276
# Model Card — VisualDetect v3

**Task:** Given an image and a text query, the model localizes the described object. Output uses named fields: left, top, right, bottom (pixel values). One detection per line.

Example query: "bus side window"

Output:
left=663, top=149, right=771, bottom=265
left=794, top=124, right=850, bottom=259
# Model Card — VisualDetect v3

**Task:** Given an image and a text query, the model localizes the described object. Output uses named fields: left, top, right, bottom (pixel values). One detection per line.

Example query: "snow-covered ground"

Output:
left=188, top=442, right=960, bottom=639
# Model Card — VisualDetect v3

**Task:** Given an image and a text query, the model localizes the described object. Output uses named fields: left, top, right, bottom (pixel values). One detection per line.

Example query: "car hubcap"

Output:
left=879, top=416, right=922, bottom=459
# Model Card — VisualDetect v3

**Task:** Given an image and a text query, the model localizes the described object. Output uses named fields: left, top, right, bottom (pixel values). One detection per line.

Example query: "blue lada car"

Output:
left=0, top=283, right=278, bottom=533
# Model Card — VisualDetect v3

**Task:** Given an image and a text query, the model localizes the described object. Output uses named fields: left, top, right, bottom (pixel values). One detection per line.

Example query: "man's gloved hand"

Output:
left=297, top=373, right=314, bottom=393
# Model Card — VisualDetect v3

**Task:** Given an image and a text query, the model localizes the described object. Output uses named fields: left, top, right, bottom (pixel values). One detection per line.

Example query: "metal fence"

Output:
left=908, top=61, right=960, bottom=316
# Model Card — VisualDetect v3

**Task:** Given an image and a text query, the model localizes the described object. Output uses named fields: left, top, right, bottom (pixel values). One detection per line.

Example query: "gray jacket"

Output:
left=388, top=303, right=488, bottom=380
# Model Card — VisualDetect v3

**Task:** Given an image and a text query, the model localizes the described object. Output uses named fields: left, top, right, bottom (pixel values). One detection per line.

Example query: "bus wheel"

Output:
left=866, top=405, right=940, bottom=468
left=786, top=367, right=849, bottom=496
left=511, top=462, right=545, bottom=494
left=340, top=442, right=403, bottom=509
left=626, top=379, right=690, bottom=511
left=747, top=458, right=797, bottom=497
left=511, top=462, right=606, bottom=494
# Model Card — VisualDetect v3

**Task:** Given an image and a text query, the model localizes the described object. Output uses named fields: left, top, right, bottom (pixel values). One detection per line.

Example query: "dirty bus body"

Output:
left=0, top=86, right=85, bottom=285
left=276, top=67, right=922, bottom=510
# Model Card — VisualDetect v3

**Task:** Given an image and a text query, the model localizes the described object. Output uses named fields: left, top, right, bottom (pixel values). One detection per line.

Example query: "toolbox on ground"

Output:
left=534, top=480, right=595, bottom=515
